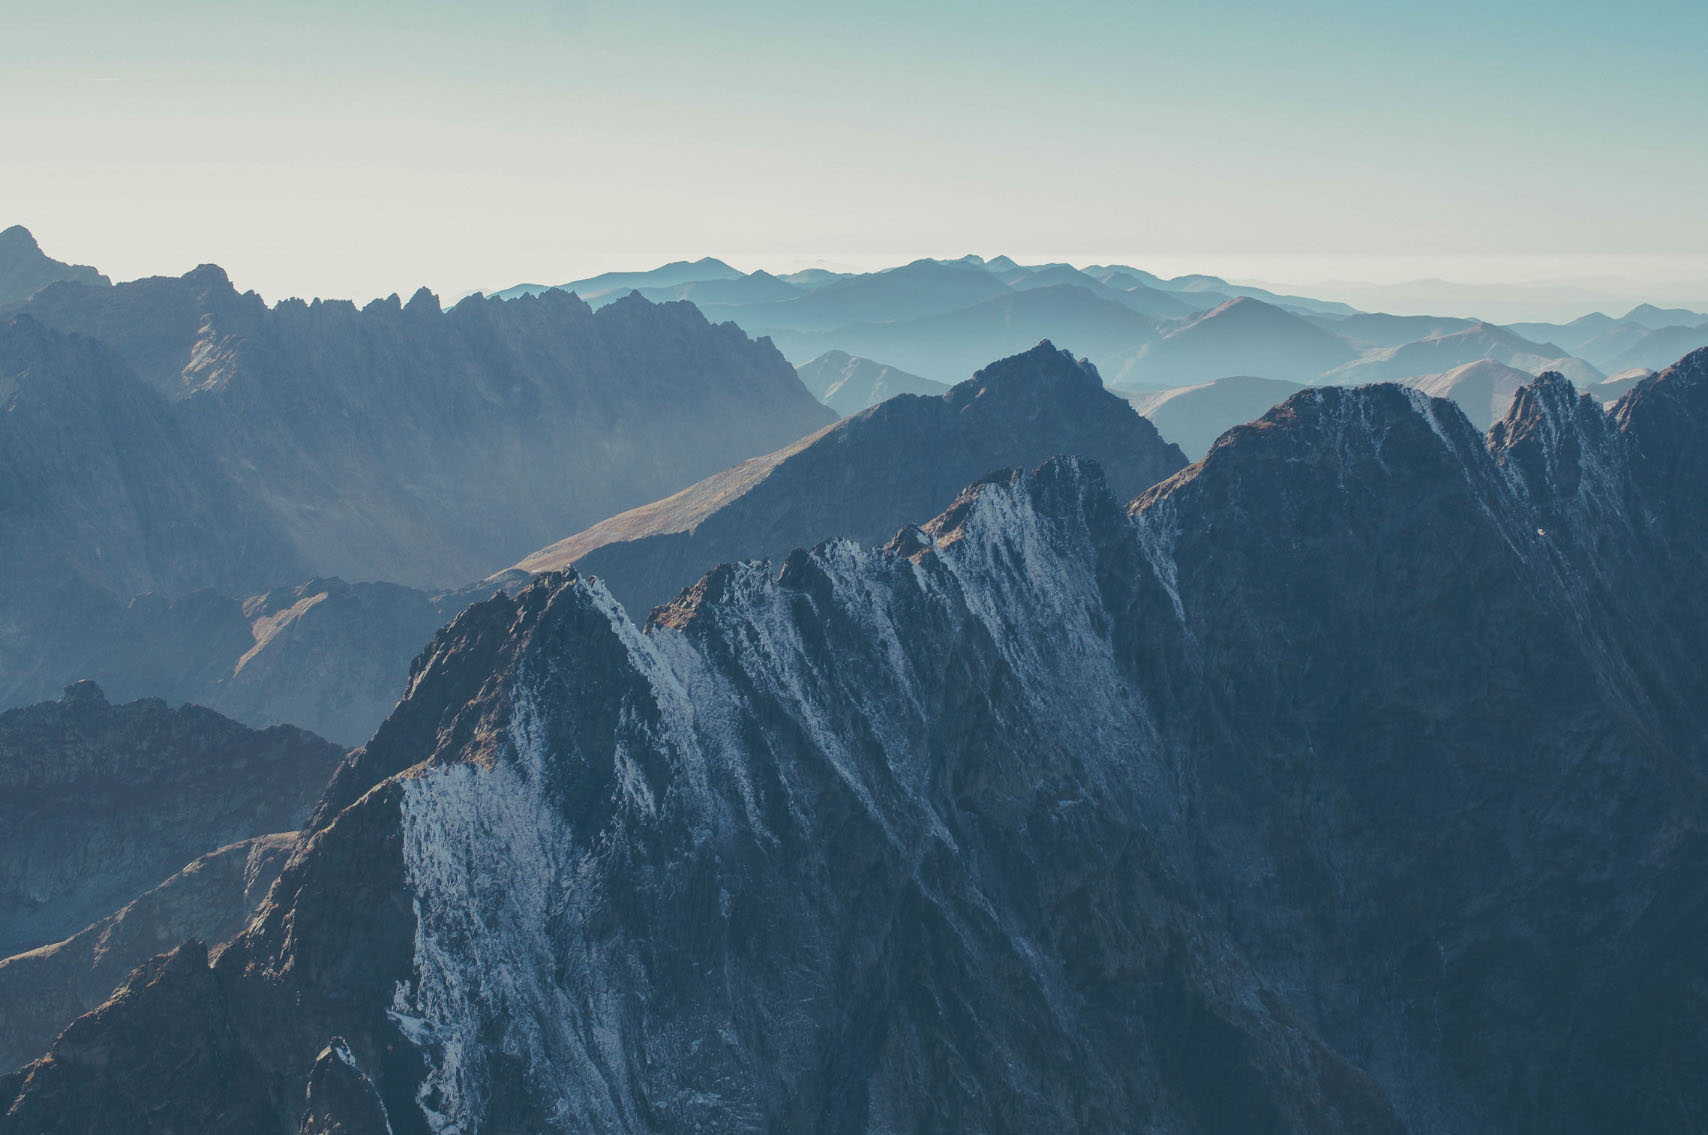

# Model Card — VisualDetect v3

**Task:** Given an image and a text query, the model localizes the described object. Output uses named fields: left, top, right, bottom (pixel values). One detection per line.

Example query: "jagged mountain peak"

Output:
left=922, top=453, right=1120, bottom=548
left=1612, top=347, right=1708, bottom=543
left=405, top=285, right=440, bottom=314
left=1490, top=370, right=1624, bottom=514
left=1190, top=380, right=1484, bottom=474
left=946, top=339, right=1102, bottom=407
left=0, top=224, right=110, bottom=305
left=512, top=340, right=1185, bottom=616
left=0, top=224, right=41, bottom=252
left=182, top=262, right=232, bottom=289
left=7, top=260, right=833, bottom=600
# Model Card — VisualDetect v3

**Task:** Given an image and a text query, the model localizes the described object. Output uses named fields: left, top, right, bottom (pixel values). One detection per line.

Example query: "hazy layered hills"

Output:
left=1403, top=359, right=1536, bottom=431
left=497, top=253, right=1367, bottom=386
left=794, top=349, right=948, bottom=415
left=1323, top=321, right=1604, bottom=387
left=1619, top=302, right=1707, bottom=330
left=0, top=226, right=107, bottom=307
left=1305, top=310, right=1478, bottom=346
left=1081, top=262, right=1359, bottom=316
left=767, top=284, right=1165, bottom=383
left=492, top=256, right=744, bottom=301
left=513, top=341, right=1187, bottom=616
left=1499, top=306, right=1708, bottom=375
left=12, top=270, right=832, bottom=590
left=1111, top=296, right=1358, bottom=386
left=497, top=252, right=1645, bottom=395
left=1002, top=263, right=1199, bottom=318
left=17, top=353, right=1708, bottom=1131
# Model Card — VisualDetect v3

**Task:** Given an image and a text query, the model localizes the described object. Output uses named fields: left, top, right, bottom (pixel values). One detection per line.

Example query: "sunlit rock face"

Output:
left=8, top=351, right=1708, bottom=1135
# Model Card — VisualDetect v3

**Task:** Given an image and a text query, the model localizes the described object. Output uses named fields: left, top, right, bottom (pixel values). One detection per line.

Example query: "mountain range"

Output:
left=0, top=233, right=836, bottom=741
left=13, top=267, right=832, bottom=589
left=490, top=251, right=1696, bottom=396
left=8, top=350, right=1706, bottom=1132
left=513, top=342, right=1186, bottom=617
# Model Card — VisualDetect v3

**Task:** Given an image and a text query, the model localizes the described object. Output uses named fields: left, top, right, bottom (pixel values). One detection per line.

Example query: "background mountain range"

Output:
left=491, top=250, right=1708, bottom=399
left=6, top=225, right=1708, bottom=1133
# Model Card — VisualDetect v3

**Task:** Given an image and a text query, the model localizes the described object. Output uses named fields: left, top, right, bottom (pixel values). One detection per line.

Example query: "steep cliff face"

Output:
left=0, top=683, right=345, bottom=957
left=7, top=352, right=1708, bottom=1134
left=18, top=270, right=834, bottom=590
left=516, top=341, right=1188, bottom=617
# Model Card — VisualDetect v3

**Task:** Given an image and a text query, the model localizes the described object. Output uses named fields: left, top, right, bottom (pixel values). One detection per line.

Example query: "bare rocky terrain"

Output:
left=8, top=350, right=1706, bottom=1133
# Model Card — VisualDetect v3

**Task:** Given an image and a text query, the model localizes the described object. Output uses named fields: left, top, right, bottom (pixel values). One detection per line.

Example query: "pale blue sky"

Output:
left=4, top=0, right=1704, bottom=302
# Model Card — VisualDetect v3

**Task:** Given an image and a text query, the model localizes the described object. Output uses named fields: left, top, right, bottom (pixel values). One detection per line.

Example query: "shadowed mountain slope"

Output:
left=19, top=271, right=834, bottom=590
left=10, top=352, right=1708, bottom=1133
left=0, top=683, right=343, bottom=958
left=0, top=832, right=296, bottom=1072
left=0, top=315, right=305, bottom=609
left=0, top=576, right=505, bottom=748
left=515, top=341, right=1188, bottom=616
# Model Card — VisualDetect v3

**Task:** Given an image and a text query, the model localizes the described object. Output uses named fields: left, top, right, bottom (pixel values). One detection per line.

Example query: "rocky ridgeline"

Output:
left=5, top=350, right=1706, bottom=1133
left=9, top=268, right=833, bottom=595
left=519, top=341, right=1188, bottom=617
